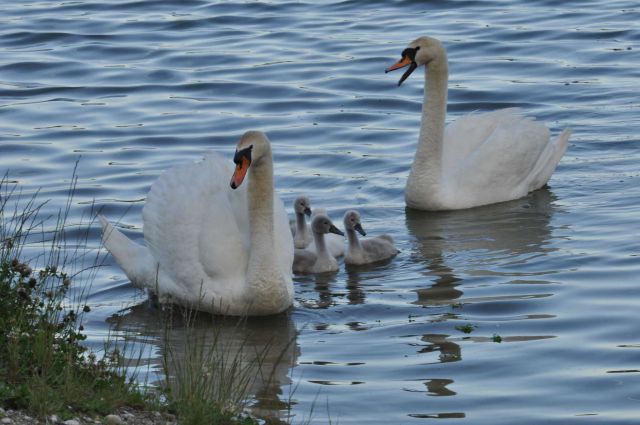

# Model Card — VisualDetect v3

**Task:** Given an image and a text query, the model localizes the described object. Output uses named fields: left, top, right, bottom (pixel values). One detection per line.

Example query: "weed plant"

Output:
left=160, top=308, right=263, bottom=425
left=0, top=173, right=149, bottom=419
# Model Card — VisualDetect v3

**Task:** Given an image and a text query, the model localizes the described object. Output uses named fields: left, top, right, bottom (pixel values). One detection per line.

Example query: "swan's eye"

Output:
left=233, top=145, right=253, bottom=165
left=402, top=47, right=419, bottom=62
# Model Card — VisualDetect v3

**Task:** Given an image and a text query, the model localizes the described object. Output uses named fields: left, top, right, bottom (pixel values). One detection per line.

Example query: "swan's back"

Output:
left=441, top=108, right=568, bottom=208
left=361, top=236, right=398, bottom=263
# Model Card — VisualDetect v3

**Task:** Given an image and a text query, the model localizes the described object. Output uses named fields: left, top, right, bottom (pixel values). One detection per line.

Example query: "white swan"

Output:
left=290, top=197, right=345, bottom=257
left=343, top=210, right=399, bottom=265
left=99, top=131, right=294, bottom=316
left=292, top=213, right=344, bottom=274
left=386, top=36, right=572, bottom=211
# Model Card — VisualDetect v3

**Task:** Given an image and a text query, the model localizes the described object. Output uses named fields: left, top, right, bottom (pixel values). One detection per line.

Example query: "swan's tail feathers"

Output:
left=554, top=128, right=572, bottom=160
left=99, top=214, right=158, bottom=291
left=547, top=127, right=571, bottom=178
left=529, top=127, right=572, bottom=191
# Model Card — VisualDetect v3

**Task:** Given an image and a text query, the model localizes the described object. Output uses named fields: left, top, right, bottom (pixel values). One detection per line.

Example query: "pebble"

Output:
left=0, top=409, right=179, bottom=425
left=103, top=415, right=122, bottom=425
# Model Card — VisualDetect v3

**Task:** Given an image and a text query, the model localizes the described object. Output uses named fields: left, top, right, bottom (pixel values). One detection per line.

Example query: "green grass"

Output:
left=0, top=172, right=154, bottom=419
left=454, top=323, right=477, bottom=334
left=159, top=308, right=269, bottom=425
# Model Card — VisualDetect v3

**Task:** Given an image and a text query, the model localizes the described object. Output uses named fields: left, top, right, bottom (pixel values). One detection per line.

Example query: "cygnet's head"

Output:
left=385, top=36, right=446, bottom=86
left=343, top=210, right=366, bottom=236
left=311, top=214, right=344, bottom=236
left=293, top=196, right=312, bottom=217
left=230, top=131, right=271, bottom=189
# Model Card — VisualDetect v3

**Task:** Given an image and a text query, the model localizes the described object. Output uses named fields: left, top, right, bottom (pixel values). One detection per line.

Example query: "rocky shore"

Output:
left=0, top=407, right=177, bottom=425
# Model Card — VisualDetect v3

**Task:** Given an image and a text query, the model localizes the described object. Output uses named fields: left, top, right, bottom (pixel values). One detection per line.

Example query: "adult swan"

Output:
left=100, top=131, right=294, bottom=316
left=386, top=36, right=571, bottom=211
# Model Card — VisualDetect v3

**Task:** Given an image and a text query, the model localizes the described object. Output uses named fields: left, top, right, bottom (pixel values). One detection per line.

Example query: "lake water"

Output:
left=2, top=0, right=639, bottom=423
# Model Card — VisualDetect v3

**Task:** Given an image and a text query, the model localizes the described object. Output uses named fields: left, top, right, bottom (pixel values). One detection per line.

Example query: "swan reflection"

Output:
left=405, top=189, right=561, bottom=405
left=418, top=333, right=461, bottom=364
left=406, top=188, right=560, bottom=307
left=108, top=303, right=299, bottom=424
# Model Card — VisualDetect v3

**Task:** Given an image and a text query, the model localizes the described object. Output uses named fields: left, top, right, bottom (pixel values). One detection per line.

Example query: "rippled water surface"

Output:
left=2, top=1, right=640, bottom=423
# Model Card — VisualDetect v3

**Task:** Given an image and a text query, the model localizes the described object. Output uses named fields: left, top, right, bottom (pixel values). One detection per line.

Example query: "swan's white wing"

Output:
left=443, top=109, right=555, bottom=205
left=273, top=194, right=295, bottom=279
left=142, top=152, right=249, bottom=301
left=306, top=233, right=345, bottom=258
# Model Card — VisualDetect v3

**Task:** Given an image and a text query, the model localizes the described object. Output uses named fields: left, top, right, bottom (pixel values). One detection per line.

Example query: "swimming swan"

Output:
left=292, top=213, right=344, bottom=273
left=100, top=131, right=294, bottom=316
left=386, top=36, right=571, bottom=211
left=291, top=196, right=345, bottom=257
left=343, top=210, right=399, bottom=265
left=291, top=196, right=312, bottom=248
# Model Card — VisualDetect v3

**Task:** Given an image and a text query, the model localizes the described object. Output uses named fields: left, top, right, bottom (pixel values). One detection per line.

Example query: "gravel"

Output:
left=0, top=409, right=177, bottom=425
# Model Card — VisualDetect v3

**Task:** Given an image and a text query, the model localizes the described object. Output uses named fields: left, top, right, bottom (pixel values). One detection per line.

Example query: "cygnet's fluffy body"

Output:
left=293, top=213, right=344, bottom=273
left=343, top=210, right=399, bottom=265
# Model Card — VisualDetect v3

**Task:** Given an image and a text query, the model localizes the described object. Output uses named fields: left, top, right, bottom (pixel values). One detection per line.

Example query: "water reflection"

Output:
left=413, top=258, right=464, bottom=307
left=424, top=378, right=456, bottom=397
left=296, top=271, right=339, bottom=310
left=108, top=303, right=298, bottom=424
left=418, top=334, right=461, bottom=364
left=405, top=188, right=560, bottom=307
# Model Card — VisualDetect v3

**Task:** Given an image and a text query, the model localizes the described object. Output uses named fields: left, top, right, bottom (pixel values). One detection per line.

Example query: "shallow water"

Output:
left=2, top=0, right=640, bottom=423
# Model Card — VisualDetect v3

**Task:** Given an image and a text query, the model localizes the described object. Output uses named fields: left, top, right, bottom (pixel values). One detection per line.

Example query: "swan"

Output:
left=291, top=196, right=312, bottom=248
left=385, top=36, right=572, bottom=211
left=343, top=210, right=399, bottom=265
left=292, top=213, right=344, bottom=273
left=99, top=131, right=294, bottom=316
left=290, top=197, right=345, bottom=257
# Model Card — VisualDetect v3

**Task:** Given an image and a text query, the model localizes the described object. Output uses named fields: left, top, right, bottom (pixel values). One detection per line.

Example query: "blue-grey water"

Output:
left=2, top=1, right=639, bottom=424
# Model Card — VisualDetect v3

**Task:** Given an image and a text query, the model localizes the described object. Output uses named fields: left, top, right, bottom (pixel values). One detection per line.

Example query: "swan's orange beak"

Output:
left=230, top=145, right=253, bottom=189
left=385, top=49, right=419, bottom=86
left=385, top=56, right=412, bottom=73
left=230, top=157, right=250, bottom=189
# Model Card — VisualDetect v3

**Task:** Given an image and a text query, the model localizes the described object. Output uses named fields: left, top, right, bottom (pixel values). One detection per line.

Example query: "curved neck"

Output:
left=346, top=229, right=362, bottom=255
left=246, top=154, right=281, bottom=285
left=312, top=231, right=332, bottom=263
left=296, top=212, right=307, bottom=237
left=409, top=55, right=448, bottom=188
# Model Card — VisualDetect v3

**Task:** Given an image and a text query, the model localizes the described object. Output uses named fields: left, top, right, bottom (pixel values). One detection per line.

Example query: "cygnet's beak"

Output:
left=304, top=207, right=312, bottom=217
left=385, top=55, right=417, bottom=86
left=354, top=223, right=367, bottom=237
left=329, top=224, right=344, bottom=236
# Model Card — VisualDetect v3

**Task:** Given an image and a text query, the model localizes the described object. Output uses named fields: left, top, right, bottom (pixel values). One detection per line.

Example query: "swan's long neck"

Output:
left=346, top=229, right=362, bottom=257
left=313, top=231, right=332, bottom=263
left=247, top=157, right=275, bottom=264
left=245, top=152, right=289, bottom=308
left=406, top=53, right=448, bottom=207
left=296, top=212, right=307, bottom=240
left=296, top=212, right=306, bottom=231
